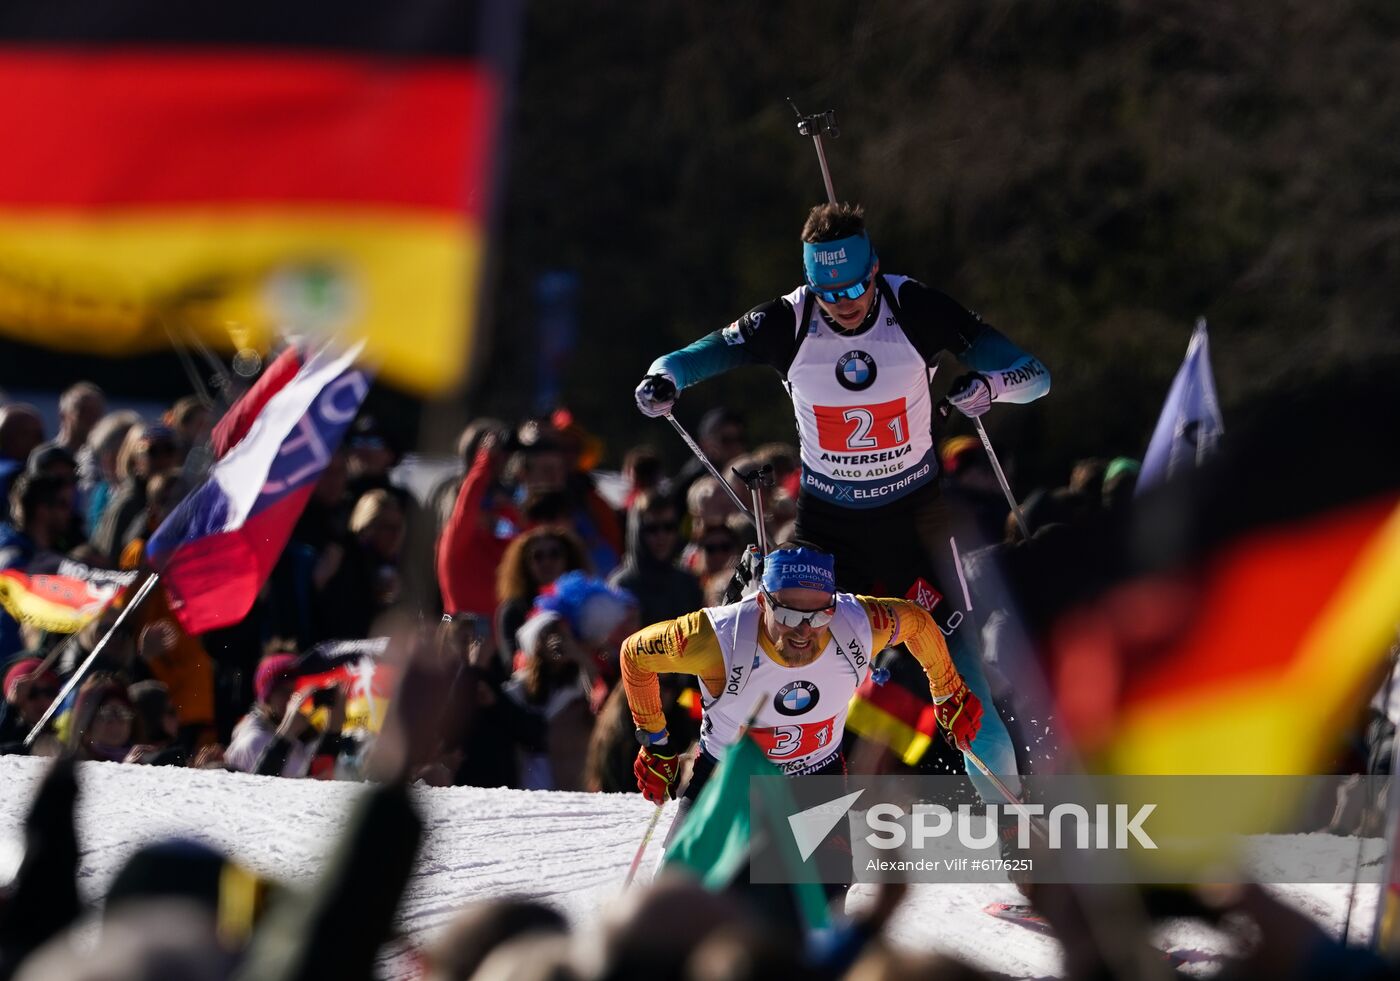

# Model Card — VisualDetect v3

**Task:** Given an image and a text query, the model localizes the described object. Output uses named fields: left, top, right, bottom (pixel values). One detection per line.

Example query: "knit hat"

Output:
left=516, top=572, right=638, bottom=654
left=253, top=654, right=299, bottom=703
left=4, top=656, right=57, bottom=702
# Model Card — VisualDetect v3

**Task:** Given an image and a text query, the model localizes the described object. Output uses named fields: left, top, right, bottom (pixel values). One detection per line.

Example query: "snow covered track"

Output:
left=0, top=757, right=1379, bottom=979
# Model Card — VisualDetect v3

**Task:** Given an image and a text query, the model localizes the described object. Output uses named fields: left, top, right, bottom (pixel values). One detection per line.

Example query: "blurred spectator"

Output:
left=437, top=432, right=521, bottom=620
left=505, top=573, right=637, bottom=790
left=45, top=382, right=106, bottom=458
left=428, top=417, right=510, bottom=532
left=225, top=653, right=346, bottom=778
left=80, top=409, right=141, bottom=537
left=0, top=403, right=44, bottom=522
left=91, top=423, right=178, bottom=562
left=25, top=443, right=76, bottom=483
left=65, top=673, right=137, bottom=762
left=684, top=475, right=741, bottom=534
left=345, top=414, right=406, bottom=504
left=1068, top=456, right=1109, bottom=500
left=23, top=445, right=81, bottom=550
left=116, top=472, right=217, bottom=745
left=585, top=675, right=700, bottom=794
left=679, top=507, right=743, bottom=607
left=670, top=407, right=746, bottom=508
left=608, top=491, right=703, bottom=627
left=435, top=612, right=524, bottom=788
left=313, top=489, right=405, bottom=641
left=513, top=424, right=623, bottom=575
left=1102, top=456, right=1141, bottom=512
left=1006, top=486, right=1094, bottom=543
left=0, top=473, right=75, bottom=658
left=725, top=451, right=795, bottom=534
left=123, top=679, right=189, bottom=766
left=424, top=897, right=568, bottom=981
left=753, top=441, right=800, bottom=499
left=262, top=445, right=352, bottom=652
left=939, top=435, right=1009, bottom=546
left=502, top=619, right=596, bottom=791
left=163, top=395, right=211, bottom=463
left=0, top=656, right=59, bottom=749
left=620, top=444, right=665, bottom=509
left=494, top=526, right=590, bottom=666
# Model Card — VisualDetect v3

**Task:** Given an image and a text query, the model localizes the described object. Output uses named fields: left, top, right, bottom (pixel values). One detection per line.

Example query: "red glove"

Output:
left=935, top=678, right=983, bottom=749
left=634, top=746, right=680, bottom=803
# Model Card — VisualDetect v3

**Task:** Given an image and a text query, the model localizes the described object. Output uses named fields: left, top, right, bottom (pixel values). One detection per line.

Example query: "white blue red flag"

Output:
left=1138, top=318, right=1224, bottom=492
left=147, top=343, right=369, bottom=634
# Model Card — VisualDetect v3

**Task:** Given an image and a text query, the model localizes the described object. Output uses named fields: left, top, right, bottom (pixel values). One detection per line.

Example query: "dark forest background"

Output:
left=6, top=0, right=1400, bottom=487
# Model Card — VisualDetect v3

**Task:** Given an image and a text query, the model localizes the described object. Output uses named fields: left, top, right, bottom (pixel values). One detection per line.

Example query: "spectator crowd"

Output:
left=6, top=374, right=1400, bottom=981
left=0, top=377, right=1145, bottom=790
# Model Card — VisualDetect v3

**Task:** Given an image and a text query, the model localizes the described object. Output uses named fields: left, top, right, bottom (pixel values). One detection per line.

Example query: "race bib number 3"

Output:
left=814, top=397, right=910, bottom=453
left=749, top=717, right=838, bottom=760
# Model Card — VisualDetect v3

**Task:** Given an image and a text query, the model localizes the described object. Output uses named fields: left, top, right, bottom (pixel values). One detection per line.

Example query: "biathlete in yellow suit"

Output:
left=620, top=544, right=983, bottom=803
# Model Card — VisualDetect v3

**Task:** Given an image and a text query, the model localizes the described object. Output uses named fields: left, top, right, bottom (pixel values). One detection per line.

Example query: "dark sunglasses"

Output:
left=701, top=540, right=735, bottom=554
left=529, top=546, right=565, bottom=562
left=26, top=686, right=58, bottom=700
left=641, top=521, right=679, bottom=535
left=812, top=277, right=872, bottom=304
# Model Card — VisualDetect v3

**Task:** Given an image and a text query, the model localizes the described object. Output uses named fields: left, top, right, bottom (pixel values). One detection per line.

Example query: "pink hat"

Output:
left=4, top=657, right=57, bottom=702
left=253, top=654, right=299, bottom=703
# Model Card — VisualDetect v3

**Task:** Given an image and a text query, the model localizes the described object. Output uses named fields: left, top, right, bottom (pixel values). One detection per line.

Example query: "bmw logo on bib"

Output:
left=774, top=680, right=820, bottom=717
left=835, top=350, right=877, bottom=391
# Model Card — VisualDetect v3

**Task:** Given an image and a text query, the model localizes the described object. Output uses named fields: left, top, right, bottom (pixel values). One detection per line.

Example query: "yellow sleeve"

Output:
left=620, top=611, right=725, bottom=736
left=857, top=596, right=960, bottom=700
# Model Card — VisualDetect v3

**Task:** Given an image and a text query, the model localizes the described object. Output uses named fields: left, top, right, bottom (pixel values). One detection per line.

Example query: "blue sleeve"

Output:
left=647, top=331, right=754, bottom=390
left=961, top=326, right=1051, bottom=404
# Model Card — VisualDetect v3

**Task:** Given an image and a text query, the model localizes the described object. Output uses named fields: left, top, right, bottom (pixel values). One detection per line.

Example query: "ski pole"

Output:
left=972, top=417, right=1032, bottom=541
left=959, top=737, right=1048, bottom=845
left=663, top=412, right=756, bottom=524
left=960, top=740, right=1025, bottom=809
left=623, top=804, right=666, bottom=888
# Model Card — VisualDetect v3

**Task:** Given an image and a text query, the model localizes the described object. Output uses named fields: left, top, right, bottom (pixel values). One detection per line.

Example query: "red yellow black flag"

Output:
left=0, top=0, right=514, bottom=393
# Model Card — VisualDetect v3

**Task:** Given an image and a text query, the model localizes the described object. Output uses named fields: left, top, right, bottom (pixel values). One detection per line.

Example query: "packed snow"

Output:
left=0, top=756, right=1381, bottom=978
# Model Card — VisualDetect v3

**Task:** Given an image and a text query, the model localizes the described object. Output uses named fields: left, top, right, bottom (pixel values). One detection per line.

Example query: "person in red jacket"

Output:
left=436, top=434, right=521, bottom=619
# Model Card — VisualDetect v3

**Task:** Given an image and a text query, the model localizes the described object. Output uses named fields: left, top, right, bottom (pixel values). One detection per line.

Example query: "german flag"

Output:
left=0, top=568, right=131, bottom=632
left=847, top=668, right=940, bottom=766
left=0, top=0, right=512, bottom=394
left=1052, top=492, right=1400, bottom=776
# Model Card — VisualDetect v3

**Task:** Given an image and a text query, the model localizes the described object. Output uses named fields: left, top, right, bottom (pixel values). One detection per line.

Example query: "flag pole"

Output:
left=23, top=573, right=162, bottom=749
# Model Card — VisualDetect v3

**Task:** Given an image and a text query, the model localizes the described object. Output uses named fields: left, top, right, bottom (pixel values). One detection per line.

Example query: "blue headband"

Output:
left=803, top=233, right=875, bottom=291
left=762, top=547, right=836, bottom=595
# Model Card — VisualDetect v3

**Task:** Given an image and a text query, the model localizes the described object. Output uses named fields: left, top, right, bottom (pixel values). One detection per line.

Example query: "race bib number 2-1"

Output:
left=814, top=397, right=910, bottom=453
